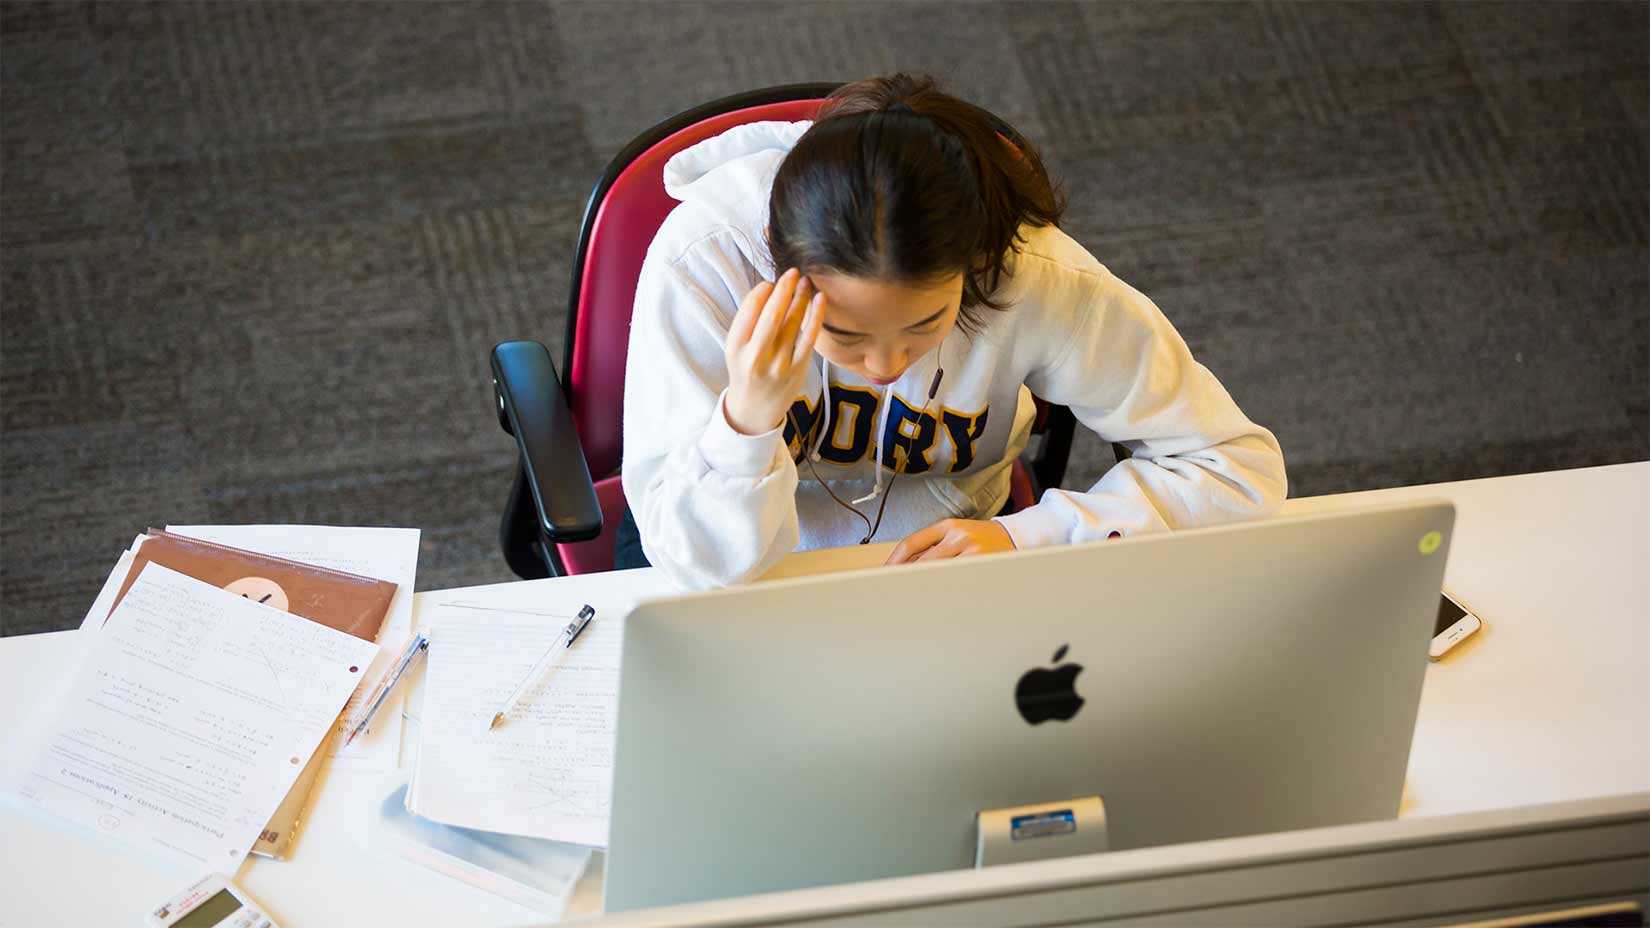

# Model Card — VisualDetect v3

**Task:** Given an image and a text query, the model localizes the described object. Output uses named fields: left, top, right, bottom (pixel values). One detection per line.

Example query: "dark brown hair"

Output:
left=766, top=73, right=1066, bottom=335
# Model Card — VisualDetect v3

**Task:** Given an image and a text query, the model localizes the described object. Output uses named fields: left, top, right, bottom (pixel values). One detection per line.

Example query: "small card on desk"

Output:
left=753, top=541, right=897, bottom=582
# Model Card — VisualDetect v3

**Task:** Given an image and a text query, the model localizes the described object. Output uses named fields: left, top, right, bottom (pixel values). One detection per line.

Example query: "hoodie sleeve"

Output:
left=620, top=235, right=801, bottom=589
left=992, top=255, right=1288, bottom=549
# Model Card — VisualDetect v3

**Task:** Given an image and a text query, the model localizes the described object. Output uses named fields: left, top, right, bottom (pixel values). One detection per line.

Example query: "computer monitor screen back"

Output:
left=605, top=501, right=1455, bottom=912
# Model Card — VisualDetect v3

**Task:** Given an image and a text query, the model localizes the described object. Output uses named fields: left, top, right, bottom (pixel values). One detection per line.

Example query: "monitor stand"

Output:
left=976, top=796, right=1108, bottom=867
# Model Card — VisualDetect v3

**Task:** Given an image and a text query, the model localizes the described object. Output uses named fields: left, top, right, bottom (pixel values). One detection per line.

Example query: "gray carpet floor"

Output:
left=3, top=1, right=1645, bottom=637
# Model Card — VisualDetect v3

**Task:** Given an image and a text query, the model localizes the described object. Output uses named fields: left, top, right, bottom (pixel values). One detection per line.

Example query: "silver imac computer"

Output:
left=604, top=500, right=1457, bottom=912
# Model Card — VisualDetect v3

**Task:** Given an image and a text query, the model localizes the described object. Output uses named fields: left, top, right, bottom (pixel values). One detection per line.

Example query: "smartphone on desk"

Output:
left=1431, top=589, right=1484, bottom=661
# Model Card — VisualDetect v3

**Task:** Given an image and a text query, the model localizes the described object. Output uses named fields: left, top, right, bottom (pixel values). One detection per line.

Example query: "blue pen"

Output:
left=344, top=633, right=429, bottom=746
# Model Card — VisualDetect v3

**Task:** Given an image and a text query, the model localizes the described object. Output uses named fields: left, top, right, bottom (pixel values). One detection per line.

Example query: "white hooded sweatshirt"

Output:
left=621, top=120, right=1287, bottom=589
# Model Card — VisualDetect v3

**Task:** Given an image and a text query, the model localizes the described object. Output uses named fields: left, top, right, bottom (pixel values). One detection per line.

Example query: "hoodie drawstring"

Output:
left=852, top=384, right=898, bottom=504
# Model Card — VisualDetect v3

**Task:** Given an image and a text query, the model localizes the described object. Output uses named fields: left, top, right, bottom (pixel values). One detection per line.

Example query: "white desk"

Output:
left=1, top=463, right=1645, bottom=927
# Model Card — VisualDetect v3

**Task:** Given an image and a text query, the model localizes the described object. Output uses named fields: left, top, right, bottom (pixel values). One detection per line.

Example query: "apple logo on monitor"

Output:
left=1015, top=644, right=1085, bottom=724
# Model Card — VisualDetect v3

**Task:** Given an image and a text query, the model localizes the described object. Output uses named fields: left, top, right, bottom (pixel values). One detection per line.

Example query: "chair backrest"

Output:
left=562, top=84, right=841, bottom=480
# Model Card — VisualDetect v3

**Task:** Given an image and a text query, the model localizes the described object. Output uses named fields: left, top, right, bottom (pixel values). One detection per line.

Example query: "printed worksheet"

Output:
left=166, top=524, right=420, bottom=770
left=408, top=604, right=622, bottom=847
left=11, top=565, right=379, bottom=871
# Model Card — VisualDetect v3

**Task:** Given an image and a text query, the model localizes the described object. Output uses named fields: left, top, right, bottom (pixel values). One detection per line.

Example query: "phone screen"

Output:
left=1434, top=594, right=1468, bottom=636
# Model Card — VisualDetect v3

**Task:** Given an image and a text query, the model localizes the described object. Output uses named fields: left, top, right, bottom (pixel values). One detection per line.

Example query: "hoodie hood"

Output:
left=662, top=120, right=812, bottom=270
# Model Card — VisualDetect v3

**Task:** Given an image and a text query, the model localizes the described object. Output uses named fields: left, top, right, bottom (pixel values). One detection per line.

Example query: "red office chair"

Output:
left=491, top=83, right=1088, bottom=579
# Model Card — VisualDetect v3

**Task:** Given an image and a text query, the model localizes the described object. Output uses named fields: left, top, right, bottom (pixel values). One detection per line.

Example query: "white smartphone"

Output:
left=1431, top=589, right=1484, bottom=661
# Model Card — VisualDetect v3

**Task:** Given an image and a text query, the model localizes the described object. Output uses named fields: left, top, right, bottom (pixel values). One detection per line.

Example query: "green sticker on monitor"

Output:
left=1418, top=531, right=1443, bottom=555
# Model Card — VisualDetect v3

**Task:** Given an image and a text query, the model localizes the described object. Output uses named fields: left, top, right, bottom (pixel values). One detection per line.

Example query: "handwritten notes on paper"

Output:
left=10, top=564, right=379, bottom=871
left=408, top=605, right=622, bottom=847
left=166, top=524, right=421, bottom=770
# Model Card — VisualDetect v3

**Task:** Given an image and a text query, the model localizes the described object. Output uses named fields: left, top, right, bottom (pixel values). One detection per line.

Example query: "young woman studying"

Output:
left=617, top=73, right=1287, bottom=588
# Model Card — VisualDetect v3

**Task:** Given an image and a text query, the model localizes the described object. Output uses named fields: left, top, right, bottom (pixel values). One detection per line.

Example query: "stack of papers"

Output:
left=379, top=570, right=673, bottom=913
left=375, top=783, right=591, bottom=917
left=405, top=602, right=624, bottom=848
left=161, top=525, right=421, bottom=772
left=6, top=564, right=380, bottom=871
left=4, top=524, right=420, bottom=871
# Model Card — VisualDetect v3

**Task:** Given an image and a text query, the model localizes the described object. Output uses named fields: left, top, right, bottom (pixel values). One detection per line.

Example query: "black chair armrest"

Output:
left=491, top=340, right=603, bottom=545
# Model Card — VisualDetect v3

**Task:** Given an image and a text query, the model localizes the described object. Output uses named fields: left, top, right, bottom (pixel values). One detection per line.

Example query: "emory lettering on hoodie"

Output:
left=621, top=121, right=1288, bottom=590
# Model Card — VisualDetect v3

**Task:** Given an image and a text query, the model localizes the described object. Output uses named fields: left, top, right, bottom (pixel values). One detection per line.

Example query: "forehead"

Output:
left=810, top=270, right=962, bottom=332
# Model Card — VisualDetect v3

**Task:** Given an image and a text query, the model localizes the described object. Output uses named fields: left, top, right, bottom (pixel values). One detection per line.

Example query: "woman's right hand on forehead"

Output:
left=723, top=267, right=826, bottom=437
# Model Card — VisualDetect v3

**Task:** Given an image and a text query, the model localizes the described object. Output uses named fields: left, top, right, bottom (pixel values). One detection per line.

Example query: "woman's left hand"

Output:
left=886, top=519, right=1016, bottom=565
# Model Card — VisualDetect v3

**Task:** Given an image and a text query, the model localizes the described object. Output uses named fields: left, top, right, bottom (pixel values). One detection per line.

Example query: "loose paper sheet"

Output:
left=11, top=565, right=379, bottom=872
left=409, top=603, right=622, bottom=847
left=166, top=525, right=420, bottom=770
left=77, top=546, right=138, bottom=636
